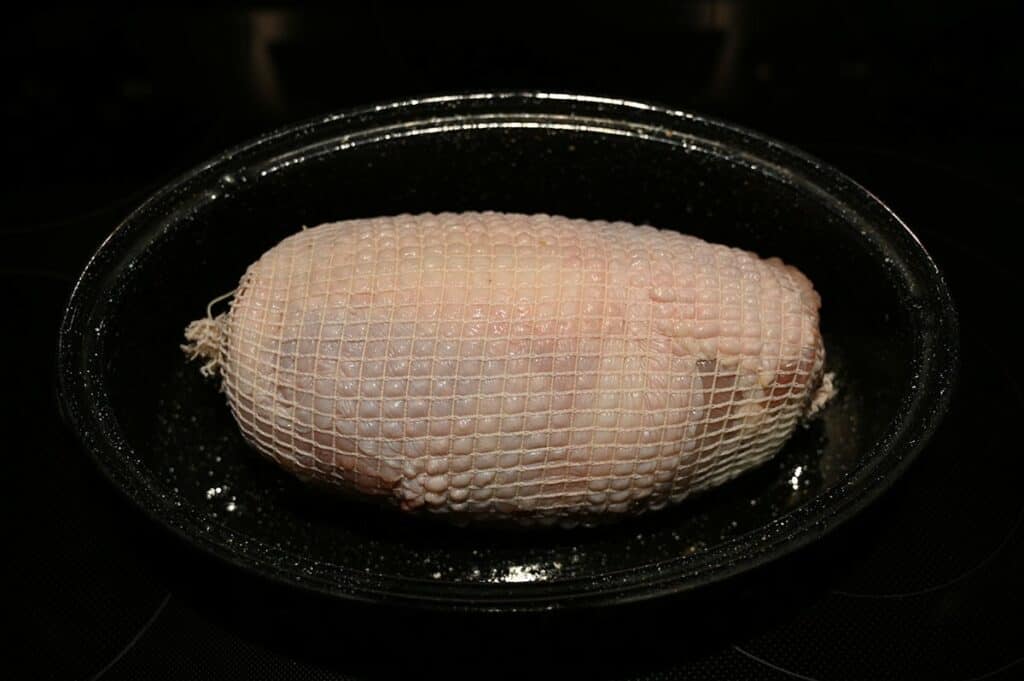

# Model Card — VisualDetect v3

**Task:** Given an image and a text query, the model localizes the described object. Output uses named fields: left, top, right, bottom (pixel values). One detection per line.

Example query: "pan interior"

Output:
left=67, top=99, right=944, bottom=607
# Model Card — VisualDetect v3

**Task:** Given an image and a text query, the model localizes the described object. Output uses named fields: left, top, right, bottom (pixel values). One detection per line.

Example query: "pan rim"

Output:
left=56, top=91, right=959, bottom=612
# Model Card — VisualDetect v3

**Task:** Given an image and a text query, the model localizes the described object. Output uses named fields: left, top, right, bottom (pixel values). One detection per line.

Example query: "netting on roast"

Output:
left=218, top=213, right=823, bottom=519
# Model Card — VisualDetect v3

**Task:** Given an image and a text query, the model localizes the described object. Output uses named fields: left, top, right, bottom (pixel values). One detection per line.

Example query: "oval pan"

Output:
left=57, top=93, right=958, bottom=611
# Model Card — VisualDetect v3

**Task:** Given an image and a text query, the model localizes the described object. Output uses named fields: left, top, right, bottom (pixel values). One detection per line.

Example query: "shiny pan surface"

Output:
left=57, top=93, right=957, bottom=611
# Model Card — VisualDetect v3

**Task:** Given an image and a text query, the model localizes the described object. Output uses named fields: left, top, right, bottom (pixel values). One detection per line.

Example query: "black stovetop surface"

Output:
left=5, top=5, right=1022, bottom=680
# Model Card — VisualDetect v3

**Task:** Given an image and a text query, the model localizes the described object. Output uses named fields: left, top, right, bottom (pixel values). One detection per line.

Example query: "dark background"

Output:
left=5, top=3, right=1022, bottom=680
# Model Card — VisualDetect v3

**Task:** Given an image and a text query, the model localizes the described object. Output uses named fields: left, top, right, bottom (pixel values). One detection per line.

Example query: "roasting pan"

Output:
left=57, top=92, right=957, bottom=611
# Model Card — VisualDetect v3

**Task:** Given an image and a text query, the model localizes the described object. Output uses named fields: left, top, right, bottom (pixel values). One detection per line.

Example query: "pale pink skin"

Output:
left=212, top=212, right=824, bottom=524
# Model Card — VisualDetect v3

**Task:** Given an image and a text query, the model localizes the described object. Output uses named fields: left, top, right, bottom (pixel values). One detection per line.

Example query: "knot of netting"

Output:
left=181, top=289, right=236, bottom=378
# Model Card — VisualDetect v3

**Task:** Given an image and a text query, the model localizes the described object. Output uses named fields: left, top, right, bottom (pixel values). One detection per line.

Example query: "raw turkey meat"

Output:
left=183, top=212, right=830, bottom=525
